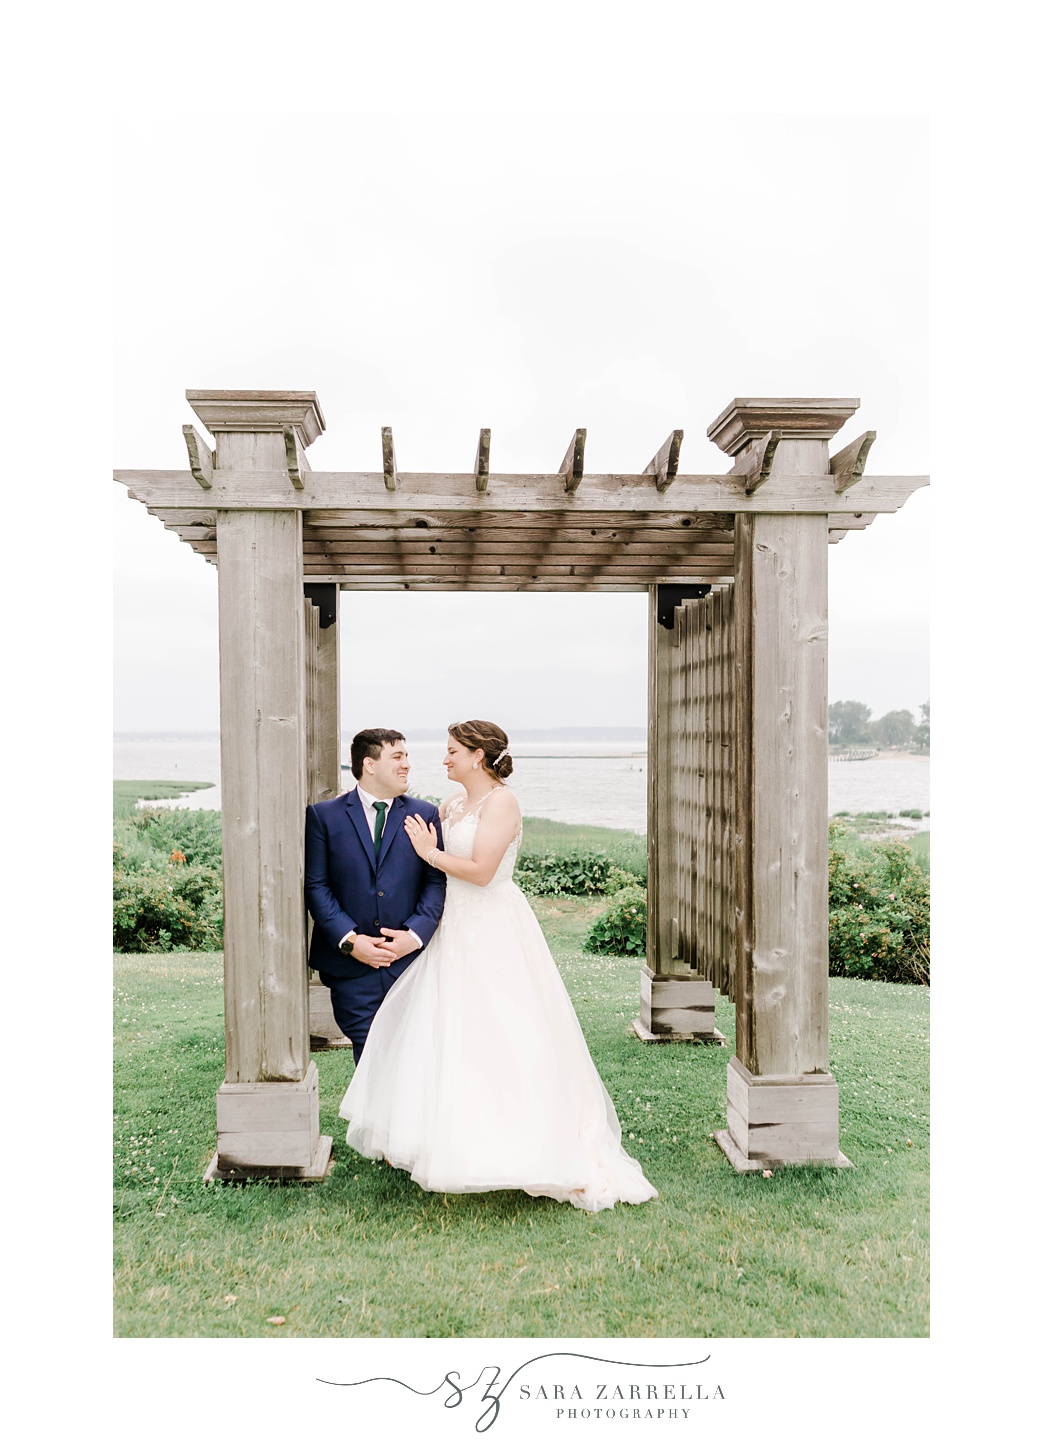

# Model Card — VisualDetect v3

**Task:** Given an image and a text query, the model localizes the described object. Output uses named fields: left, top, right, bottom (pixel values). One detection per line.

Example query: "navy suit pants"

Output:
left=320, top=960, right=413, bottom=1066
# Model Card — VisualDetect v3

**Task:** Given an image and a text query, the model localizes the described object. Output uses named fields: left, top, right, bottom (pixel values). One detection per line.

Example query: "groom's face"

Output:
left=364, top=740, right=410, bottom=799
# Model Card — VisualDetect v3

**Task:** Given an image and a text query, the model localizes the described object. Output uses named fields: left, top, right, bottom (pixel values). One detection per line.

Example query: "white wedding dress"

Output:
left=339, top=796, right=658, bottom=1213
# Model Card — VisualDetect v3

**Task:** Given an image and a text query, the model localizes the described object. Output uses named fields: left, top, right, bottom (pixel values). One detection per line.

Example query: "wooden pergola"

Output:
left=116, top=390, right=927, bottom=1178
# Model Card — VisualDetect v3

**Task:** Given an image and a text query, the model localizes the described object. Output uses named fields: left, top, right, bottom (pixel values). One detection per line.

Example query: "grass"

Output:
left=114, top=900, right=928, bottom=1339
left=114, top=780, right=213, bottom=821
left=519, top=818, right=647, bottom=877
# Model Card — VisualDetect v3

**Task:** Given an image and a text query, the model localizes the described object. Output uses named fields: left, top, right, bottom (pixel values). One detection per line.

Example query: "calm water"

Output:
left=115, top=733, right=929, bottom=833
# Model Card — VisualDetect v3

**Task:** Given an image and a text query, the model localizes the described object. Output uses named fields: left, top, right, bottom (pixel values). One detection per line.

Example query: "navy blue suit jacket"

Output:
left=304, top=789, right=446, bottom=981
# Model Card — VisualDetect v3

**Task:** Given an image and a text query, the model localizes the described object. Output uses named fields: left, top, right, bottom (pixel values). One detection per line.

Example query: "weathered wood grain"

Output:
left=644, top=429, right=684, bottom=490
left=830, top=429, right=877, bottom=492
left=731, top=512, right=830, bottom=1078
left=305, top=594, right=340, bottom=806
left=474, top=428, right=490, bottom=493
left=381, top=427, right=398, bottom=491
left=217, top=508, right=309, bottom=1085
left=283, top=426, right=307, bottom=490
left=560, top=429, right=587, bottom=493
left=729, top=428, right=782, bottom=492
left=186, top=388, right=326, bottom=447
left=116, top=467, right=928, bottom=514
left=182, top=425, right=213, bottom=489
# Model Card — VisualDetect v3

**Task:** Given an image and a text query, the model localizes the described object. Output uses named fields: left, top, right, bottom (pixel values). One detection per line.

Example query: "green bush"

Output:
left=515, top=850, right=639, bottom=897
left=828, top=822, right=929, bottom=984
left=583, top=886, right=647, bottom=956
left=113, top=844, right=224, bottom=953
left=126, top=808, right=224, bottom=870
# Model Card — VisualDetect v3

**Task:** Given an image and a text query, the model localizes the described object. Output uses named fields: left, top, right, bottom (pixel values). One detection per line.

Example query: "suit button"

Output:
left=378, top=890, right=384, bottom=897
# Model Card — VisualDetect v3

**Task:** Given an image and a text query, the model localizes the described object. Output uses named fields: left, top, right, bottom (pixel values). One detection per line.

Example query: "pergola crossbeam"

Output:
left=118, top=470, right=927, bottom=515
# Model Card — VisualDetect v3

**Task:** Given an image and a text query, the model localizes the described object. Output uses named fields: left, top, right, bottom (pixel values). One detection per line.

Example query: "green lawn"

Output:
left=114, top=780, right=213, bottom=820
left=519, top=817, right=647, bottom=877
left=113, top=899, right=928, bottom=1339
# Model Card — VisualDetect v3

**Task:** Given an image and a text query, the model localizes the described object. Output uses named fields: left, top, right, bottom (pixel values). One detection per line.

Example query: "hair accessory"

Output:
left=492, top=747, right=508, bottom=767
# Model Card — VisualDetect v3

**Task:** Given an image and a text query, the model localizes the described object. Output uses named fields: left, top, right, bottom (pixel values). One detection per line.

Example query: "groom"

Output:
left=304, top=728, right=446, bottom=1063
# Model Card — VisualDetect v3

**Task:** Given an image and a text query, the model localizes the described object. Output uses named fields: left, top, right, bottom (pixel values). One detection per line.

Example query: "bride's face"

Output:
left=443, top=737, right=478, bottom=782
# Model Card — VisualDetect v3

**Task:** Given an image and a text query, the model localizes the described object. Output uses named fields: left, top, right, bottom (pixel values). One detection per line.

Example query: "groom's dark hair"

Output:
left=350, top=728, right=406, bottom=781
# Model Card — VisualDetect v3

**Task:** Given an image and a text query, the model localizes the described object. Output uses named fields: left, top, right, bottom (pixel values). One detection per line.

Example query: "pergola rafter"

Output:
left=115, top=389, right=928, bottom=1182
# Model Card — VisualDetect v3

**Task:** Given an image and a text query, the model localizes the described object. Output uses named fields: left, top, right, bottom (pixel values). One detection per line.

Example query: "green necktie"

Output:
left=373, top=800, right=389, bottom=855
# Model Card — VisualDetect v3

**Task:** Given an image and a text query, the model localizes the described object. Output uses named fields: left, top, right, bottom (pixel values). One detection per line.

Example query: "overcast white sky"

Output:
left=113, top=112, right=929, bottom=735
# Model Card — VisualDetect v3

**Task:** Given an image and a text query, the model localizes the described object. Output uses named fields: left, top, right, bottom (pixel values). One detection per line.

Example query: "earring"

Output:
left=472, top=758, right=479, bottom=771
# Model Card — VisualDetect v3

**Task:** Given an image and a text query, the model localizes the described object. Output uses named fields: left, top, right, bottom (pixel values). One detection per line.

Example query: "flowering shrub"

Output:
left=584, top=886, right=647, bottom=956
left=828, top=823, right=930, bottom=984
left=113, top=844, right=223, bottom=953
left=130, top=808, right=224, bottom=870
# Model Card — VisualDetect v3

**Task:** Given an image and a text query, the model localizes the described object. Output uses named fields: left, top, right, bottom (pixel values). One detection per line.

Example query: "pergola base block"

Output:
left=630, top=1018, right=726, bottom=1045
left=204, top=1137, right=334, bottom=1184
left=638, top=967, right=719, bottom=1039
left=309, top=981, right=352, bottom=1050
left=720, top=1056, right=848, bottom=1169
left=713, top=1129, right=852, bottom=1174
left=212, top=1061, right=332, bottom=1177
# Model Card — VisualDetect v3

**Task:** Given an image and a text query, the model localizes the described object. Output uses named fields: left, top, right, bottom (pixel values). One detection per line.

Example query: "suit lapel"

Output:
left=344, top=788, right=377, bottom=871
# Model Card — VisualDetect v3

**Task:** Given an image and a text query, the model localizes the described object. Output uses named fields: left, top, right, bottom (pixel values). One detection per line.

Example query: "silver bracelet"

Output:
left=427, top=847, right=441, bottom=865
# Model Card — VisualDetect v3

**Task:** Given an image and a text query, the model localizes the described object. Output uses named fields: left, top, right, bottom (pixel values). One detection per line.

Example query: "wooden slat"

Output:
left=301, top=522, right=737, bottom=542
left=298, top=543, right=735, bottom=565
left=381, top=427, right=398, bottom=491
left=644, top=429, right=684, bottom=490
left=830, top=430, right=877, bottom=492
left=293, top=563, right=738, bottom=580
left=283, top=426, right=306, bottom=490
left=731, top=429, right=782, bottom=492
left=474, top=428, right=491, bottom=493
left=304, top=508, right=737, bottom=532
left=182, top=425, right=213, bottom=489
left=709, top=589, right=720, bottom=988
left=724, top=585, right=737, bottom=996
left=560, top=429, right=586, bottom=493
left=304, top=593, right=339, bottom=805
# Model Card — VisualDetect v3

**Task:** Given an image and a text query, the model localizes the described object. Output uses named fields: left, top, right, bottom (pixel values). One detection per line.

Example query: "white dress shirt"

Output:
left=339, top=785, right=423, bottom=953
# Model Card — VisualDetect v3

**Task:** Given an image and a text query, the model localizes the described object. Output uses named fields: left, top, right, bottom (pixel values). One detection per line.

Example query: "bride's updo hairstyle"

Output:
left=448, top=719, right=514, bottom=780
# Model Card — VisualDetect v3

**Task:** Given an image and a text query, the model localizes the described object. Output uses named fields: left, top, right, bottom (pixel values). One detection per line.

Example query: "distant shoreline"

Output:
left=829, top=751, right=929, bottom=763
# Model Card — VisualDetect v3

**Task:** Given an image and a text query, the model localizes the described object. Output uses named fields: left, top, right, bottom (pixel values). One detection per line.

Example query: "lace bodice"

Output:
left=442, top=792, right=522, bottom=893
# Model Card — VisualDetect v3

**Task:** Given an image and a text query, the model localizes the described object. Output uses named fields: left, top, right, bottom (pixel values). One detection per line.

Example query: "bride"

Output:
left=339, top=719, right=657, bottom=1213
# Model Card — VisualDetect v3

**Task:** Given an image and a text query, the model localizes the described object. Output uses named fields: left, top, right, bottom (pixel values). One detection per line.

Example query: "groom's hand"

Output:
left=350, top=934, right=396, bottom=969
left=379, top=928, right=418, bottom=961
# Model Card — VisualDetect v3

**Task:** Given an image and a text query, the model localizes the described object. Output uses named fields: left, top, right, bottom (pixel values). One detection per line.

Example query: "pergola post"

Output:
left=197, top=392, right=333, bottom=1181
left=303, top=583, right=350, bottom=1049
left=707, top=399, right=856, bottom=1170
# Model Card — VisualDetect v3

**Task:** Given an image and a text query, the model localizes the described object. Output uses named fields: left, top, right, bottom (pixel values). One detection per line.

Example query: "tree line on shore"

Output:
left=829, top=699, right=929, bottom=751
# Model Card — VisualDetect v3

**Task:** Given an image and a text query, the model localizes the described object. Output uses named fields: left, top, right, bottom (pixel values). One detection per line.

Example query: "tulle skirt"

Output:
left=339, top=879, right=658, bottom=1213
